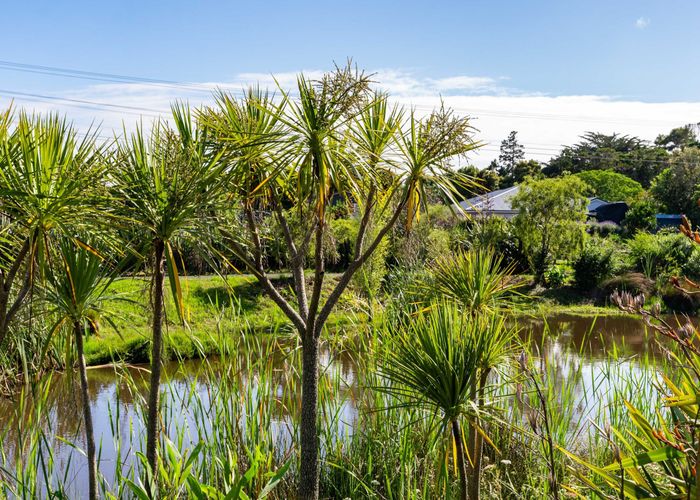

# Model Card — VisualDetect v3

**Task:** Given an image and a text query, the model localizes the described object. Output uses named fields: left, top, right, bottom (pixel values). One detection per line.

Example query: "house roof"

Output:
left=457, top=186, right=609, bottom=215
left=459, top=186, right=520, bottom=213
left=587, top=197, right=608, bottom=212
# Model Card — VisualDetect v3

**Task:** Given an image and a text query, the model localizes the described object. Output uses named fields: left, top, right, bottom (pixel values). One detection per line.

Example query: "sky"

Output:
left=1, top=0, right=699, bottom=166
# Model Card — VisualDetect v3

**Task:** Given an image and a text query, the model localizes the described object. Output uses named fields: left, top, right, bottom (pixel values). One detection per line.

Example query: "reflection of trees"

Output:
left=517, top=314, right=665, bottom=359
left=0, top=336, right=361, bottom=490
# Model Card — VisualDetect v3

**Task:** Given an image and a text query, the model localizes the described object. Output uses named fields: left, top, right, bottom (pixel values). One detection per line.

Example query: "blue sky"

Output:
left=1, top=0, right=699, bottom=165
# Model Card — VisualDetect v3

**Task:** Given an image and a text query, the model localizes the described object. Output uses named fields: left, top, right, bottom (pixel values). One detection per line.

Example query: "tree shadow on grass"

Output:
left=536, top=286, right=593, bottom=306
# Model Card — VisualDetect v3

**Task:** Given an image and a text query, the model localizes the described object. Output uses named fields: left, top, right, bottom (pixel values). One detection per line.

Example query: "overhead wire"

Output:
left=0, top=58, right=695, bottom=164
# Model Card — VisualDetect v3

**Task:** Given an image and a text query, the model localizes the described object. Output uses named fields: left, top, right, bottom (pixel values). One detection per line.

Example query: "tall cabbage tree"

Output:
left=110, top=104, right=227, bottom=479
left=204, top=65, right=480, bottom=499
left=0, top=109, right=107, bottom=347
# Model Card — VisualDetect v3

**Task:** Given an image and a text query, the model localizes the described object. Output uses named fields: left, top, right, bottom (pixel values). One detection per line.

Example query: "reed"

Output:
left=0, top=312, right=677, bottom=499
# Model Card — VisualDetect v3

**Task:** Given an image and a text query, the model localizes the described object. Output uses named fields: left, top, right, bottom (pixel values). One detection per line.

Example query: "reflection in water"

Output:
left=0, top=314, right=676, bottom=495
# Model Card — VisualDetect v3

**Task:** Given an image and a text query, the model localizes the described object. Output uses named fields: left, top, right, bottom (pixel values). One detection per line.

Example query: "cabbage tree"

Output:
left=110, top=105, right=227, bottom=479
left=0, top=109, right=108, bottom=347
left=204, top=65, right=480, bottom=499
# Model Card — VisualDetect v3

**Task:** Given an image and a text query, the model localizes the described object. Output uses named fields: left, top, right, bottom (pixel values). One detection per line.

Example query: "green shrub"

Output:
left=572, top=238, right=616, bottom=290
left=682, top=247, right=700, bottom=279
left=626, top=231, right=693, bottom=278
left=544, top=264, right=569, bottom=288
left=622, top=196, right=658, bottom=234
left=459, top=217, right=528, bottom=271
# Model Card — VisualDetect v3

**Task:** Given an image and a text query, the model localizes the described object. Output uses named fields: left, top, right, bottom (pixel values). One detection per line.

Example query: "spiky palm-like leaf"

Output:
left=111, top=104, right=227, bottom=320
left=426, top=247, right=524, bottom=316
left=381, top=304, right=516, bottom=425
left=396, top=107, right=482, bottom=229
left=380, top=304, right=517, bottom=499
left=0, top=109, right=109, bottom=344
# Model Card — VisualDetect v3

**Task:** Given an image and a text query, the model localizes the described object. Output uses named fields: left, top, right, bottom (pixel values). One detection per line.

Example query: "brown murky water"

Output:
left=0, top=313, right=677, bottom=497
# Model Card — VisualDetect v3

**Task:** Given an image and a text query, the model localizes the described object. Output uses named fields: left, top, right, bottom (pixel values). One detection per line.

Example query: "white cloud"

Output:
left=429, top=76, right=499, bottom=91
left=1, top=68, right=697, bottom=168
left=635, top=17, right=650, bottom=29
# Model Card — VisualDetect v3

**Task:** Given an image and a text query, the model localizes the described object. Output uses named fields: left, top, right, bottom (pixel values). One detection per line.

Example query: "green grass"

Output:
left=84, top=274, right=366, bottom=365
left=83, top=271, right=647, bottom=366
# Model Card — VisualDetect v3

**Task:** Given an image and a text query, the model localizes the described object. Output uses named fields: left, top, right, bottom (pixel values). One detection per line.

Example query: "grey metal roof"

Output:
left=459, top=186, right=520, bottom=212
left=587, top=197, right=608, bottom=212
left=457, top=185, right=607, bottom=214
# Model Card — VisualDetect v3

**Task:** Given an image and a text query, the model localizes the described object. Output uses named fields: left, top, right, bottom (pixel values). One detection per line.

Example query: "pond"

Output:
left=0, top=313, right=679, bottom=496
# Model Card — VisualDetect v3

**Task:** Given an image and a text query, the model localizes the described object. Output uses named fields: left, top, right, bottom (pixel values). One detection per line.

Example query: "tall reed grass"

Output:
left=0, top=315, right=671, bottom=498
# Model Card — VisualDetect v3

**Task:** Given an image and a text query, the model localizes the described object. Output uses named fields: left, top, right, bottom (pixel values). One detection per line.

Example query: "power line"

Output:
left=0, top=89, right=165, bottom=117
left=410, top=103, right=695, bottom=127
left=1, top=58, right=696, bottom=128
left=0, top=60, right=224, bottom=94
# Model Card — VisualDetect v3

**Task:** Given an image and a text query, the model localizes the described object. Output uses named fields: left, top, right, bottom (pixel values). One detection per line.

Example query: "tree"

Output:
left=509, top=159, right=542, bottom=185
left=655, top=124, right=700, bottom=152
left=452, top=165, right=500, bottom=198
left=204, top=67, right=479, bottom=499
left=496, top=130, right=525, bottom=182
left=43, top=240, right=124, bottom=500
left=425, top=248, right=523, bottom=499
left=111, top=105, right=228, bottom=481
left=650, top=147, right=700, bottom=223
left=543, top=132, right=669, bottom=187
left=622, top=195, right=658, bottom=234
left=575, top=169, right=643, bottom=201
left=0, top=109, right=107, bottom=348
left=512, top=176, right=588, bottom=282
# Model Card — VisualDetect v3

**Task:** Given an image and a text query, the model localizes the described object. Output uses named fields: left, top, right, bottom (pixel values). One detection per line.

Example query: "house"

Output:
left=456, top=186, right=520, bottom=219
left=457, top=186, right=629, bottom=225
left=656, top=214, right=683, bottom=230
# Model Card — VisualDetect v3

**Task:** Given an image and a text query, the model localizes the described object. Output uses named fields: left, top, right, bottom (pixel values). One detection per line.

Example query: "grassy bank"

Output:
left=84, top=274, right=366, bottom=366
left=82, top=273, right=642, bottom=366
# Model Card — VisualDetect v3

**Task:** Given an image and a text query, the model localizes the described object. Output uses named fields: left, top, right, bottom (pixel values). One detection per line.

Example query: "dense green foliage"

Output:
left=651, top=147, right=700, bottom=223
left=572, top=237, right=618, bottom=290
left=542, top=132, right=669, bottom=187
left=4, top=63, right=700, bottom=499
left=512, top=176, right=588, bottom=281
left=575, top=169, right=643, bottom=201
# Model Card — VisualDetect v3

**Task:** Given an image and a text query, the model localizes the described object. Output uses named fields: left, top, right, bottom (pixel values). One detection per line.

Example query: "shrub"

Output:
left=572, top=238, right=616, bottom=290
left=682, top=247, right=700, bottom=279
left=661, top=285, right=700, bottom=313
left=622, top=196, right=658, bottom=235
left=599, top=272, right=654, bottom=299
left=626, top=231, right=693, bottom=278
left=587, top=221, right=621, bottom=237
left=544, top=264, right=568, bottom=288
left=460, top=217, right=528, bottom=272
left=424, top=247, right=523, bottom=314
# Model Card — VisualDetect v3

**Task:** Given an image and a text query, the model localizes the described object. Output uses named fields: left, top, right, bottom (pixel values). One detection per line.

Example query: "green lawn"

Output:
left=83, top=273, right=632, bottom=366
left=84, top=274, right=365, bottom=366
